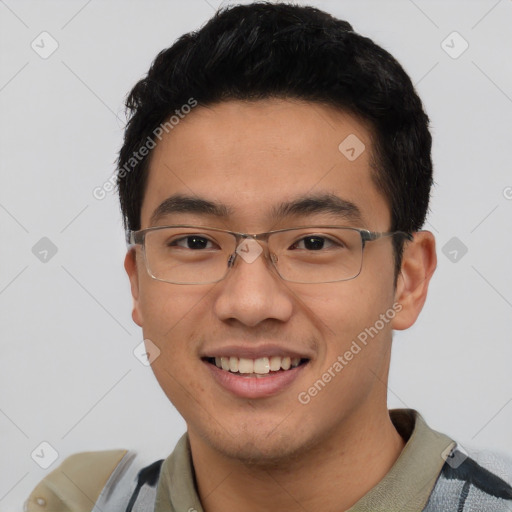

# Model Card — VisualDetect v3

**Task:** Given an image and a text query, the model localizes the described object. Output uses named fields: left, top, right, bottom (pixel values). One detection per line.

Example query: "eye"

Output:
left=170, top=235, right=217, bottom=250
left=291, top=235, right=339, bottom=251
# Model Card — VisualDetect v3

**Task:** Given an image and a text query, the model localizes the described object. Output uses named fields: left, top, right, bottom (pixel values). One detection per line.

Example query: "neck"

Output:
left=188, top=405, right=406, bottom=512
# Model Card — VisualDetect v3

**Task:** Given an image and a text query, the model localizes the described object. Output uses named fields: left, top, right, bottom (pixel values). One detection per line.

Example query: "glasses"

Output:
left=127, top=225, right=412, bottom=285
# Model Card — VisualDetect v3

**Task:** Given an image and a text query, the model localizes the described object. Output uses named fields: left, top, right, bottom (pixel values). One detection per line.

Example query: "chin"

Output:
left=196, top=419, right=316, bottom=467
left=219, top=437, right=302, bottom=466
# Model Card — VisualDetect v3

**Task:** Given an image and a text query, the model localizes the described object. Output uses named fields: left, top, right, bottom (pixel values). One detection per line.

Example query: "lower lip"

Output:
left=205, top=361, right=308, bottom=399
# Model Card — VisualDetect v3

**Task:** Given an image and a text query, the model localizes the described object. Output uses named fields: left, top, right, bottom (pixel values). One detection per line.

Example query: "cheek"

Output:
left=140, top=285, right=211, bottom=411
left=295, top=283, right=378, bottom=334
left=297, top=285, right=396, bottom=412
left=295, top=277, right=396, bottom=364
left=138, top=279, right=205, bottom=334
left=137, top=285, right=193, bottom=385
left=138, top=281, right=216, bottom=365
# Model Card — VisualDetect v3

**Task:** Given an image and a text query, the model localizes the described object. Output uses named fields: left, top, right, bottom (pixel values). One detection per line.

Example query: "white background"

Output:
left=1, top=0, right=511, bottom=509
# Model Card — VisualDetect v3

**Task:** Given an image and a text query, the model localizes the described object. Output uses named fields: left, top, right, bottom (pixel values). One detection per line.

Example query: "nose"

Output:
left=213, top=239, right=294, bottom=327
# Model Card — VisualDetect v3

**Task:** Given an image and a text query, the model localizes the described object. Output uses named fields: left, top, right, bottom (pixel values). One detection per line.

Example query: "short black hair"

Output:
left=117, top=2, right=433, bottom=273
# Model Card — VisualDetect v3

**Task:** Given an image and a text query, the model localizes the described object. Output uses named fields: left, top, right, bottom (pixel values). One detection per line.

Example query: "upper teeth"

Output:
left=214, top=356, right=301, bottom=374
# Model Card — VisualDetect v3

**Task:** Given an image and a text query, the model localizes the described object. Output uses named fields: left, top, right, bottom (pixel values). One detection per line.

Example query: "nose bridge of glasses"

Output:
left=234, top=237, right=265, bottom=264
left=228, top=232, right=282, bottom=268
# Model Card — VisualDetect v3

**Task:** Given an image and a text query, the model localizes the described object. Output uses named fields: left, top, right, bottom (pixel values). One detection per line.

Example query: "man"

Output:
left=26, top=2, right=512, bottom=511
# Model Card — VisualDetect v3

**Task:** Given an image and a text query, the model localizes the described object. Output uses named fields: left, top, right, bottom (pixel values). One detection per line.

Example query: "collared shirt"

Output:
left=29, top=409, right=511, bottom=511
left=154, top=409, right=455, bottom=512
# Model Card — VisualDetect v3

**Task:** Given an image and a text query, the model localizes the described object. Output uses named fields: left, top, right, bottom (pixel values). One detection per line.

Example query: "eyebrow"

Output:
left=150, top=194, right=232, bottom=225
left=149, top=193, right=363, bottom=226
left=271, top=194, right=363, bottom=224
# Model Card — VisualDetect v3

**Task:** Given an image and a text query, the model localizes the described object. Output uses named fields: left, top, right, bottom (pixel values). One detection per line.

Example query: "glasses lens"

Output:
left=141, top=226, right=364, bottom=284
left=269, top=228, right=363, bottom=283
left=143, top=227, right=235, bottom=284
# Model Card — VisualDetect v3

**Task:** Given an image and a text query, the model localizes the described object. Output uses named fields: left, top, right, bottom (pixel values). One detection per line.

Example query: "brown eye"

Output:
left=291, top=236, right=338, bottom=250
left=171, top=236, right=214, bottom=249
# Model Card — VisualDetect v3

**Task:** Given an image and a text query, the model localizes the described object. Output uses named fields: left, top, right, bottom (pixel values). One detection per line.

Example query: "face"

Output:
left=126, top=99, right=411, bottom=464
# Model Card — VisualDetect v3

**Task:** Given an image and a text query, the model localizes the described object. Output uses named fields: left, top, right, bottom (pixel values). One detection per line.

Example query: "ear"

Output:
left=392, top=231, right=436, bottom=330
left=124, top=249, right=143, bottom=327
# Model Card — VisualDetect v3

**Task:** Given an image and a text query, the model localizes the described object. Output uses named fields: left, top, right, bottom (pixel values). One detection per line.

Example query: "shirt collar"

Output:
left=347, top=409, right=455, bottom=511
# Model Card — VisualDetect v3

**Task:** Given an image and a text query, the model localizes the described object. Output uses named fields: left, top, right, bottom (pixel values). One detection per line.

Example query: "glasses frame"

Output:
left=127, top=225, right=413, bottom=285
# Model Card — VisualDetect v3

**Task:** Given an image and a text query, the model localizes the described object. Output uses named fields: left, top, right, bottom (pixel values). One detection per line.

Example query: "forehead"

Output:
left=141, top=99, right=390, bottom=231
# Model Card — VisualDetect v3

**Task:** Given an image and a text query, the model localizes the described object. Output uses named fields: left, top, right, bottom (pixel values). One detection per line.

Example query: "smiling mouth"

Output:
left=204, top=356, right=309, bottom=377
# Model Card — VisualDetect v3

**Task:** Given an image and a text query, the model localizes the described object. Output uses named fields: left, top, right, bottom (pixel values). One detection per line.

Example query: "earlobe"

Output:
left=124, top=249, right=143, bottom=327
left=392, top=231, right=437, bottom=331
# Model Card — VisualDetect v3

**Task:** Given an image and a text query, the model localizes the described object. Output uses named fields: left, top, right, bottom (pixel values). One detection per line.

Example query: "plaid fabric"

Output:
left=423, top=448, right=512, bottom=512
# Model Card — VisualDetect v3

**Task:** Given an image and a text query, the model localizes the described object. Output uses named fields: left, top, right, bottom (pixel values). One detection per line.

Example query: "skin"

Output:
left=125, top=99, right=437, bottom=512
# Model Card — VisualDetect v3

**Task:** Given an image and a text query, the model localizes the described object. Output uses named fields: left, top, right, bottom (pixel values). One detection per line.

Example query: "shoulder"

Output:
left=25, top=449, right=132, bottom=512
left=424, top=446, right=512, bottom=511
